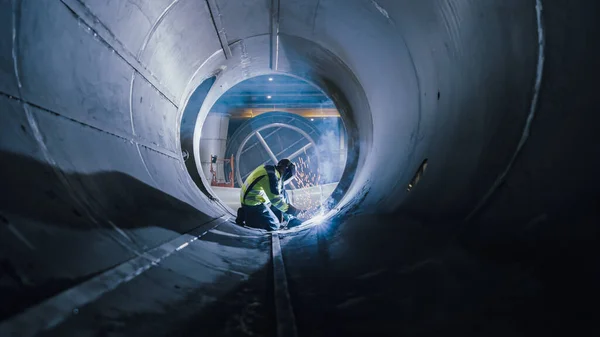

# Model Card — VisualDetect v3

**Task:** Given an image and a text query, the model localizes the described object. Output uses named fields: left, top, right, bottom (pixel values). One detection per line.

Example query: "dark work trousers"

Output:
left=243, top=204, right=281, bottom=231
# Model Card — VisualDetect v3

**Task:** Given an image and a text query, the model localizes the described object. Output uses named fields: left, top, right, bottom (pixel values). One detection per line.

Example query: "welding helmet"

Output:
left=277, top=159, right=296, bottom=185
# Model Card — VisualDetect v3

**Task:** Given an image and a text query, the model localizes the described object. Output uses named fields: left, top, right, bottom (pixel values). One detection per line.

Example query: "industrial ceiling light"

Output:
left=267, top=95, right=272, bottom=99
left=268, top=77, right=273, bottom=81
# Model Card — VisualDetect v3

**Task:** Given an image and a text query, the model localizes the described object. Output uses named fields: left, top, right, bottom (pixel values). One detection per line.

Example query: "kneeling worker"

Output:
left=236, top=159, right=303, bottom=231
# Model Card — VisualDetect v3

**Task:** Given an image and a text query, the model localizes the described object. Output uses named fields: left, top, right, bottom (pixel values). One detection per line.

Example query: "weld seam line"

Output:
left=0, top=217, right=228, bottom=337
left=465, top=0, right=546, bottom=222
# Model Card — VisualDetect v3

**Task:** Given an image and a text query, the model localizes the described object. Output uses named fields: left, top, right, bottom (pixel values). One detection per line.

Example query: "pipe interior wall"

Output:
left=0, top=0, right=598, bottom=335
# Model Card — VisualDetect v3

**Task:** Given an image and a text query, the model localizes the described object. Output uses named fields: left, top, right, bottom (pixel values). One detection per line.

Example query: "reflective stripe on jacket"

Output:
left=240, top=165, right=289, bottom=212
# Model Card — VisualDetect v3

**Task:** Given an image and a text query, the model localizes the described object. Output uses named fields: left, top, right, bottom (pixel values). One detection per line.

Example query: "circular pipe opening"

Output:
left=175, top=34, right=373, bottom=227
left=184, top=73, right=355, bottom=228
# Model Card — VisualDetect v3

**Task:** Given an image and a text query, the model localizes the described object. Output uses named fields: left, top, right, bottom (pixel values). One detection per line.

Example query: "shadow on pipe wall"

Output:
left=0, top=150, right=215, bottom=321
left=0, top=150, right=213, bottom=233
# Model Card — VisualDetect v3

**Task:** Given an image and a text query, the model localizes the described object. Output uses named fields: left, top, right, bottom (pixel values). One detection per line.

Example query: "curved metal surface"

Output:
left=0, top=0, right=599, bottom=336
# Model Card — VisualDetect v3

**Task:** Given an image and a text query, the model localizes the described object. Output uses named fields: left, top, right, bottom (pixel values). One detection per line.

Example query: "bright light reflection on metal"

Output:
left=310, top=213, right=326, bottom=225
left=301, top=208, right=328, bottom=226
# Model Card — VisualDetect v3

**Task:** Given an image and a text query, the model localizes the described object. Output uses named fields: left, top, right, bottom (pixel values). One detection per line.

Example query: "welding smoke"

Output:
left=314, top=117, right=346, bottom=185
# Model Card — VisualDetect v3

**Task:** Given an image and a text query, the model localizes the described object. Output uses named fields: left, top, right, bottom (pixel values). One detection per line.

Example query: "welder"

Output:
left=235, top=159, right=304, bottom=231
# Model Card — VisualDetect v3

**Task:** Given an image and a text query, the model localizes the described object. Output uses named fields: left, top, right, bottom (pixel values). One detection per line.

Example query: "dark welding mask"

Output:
left=279, top=160, right=296, bottom=185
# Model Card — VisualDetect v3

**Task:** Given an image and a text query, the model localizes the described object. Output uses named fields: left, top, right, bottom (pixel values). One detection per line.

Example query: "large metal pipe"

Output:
left=0, top=0, right=598, bottom=336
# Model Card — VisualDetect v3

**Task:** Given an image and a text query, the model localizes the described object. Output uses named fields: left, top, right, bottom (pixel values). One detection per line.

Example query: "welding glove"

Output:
left=285, top=204, right=302, bottom=216
left=287, top=218, right=304, bottom=229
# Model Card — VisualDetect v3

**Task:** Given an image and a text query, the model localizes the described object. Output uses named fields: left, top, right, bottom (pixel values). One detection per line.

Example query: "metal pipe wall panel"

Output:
left=0, top=0, right=598, bottom=335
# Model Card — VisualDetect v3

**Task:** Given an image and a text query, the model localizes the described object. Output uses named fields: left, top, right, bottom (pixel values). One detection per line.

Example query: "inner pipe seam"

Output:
left=187, top=42, right=261, bottom=203
left=174, top=153, right=233, bottom=215
left=11, top=0, right=101, bottom=237
left=0, top=95, right=185, bottom=238
left=125, top=0, right=226, bottom=216
left=136, top=141, right=180, bottom=159
left=135, top=143, right=161, bottom=189
left=22, top=102, right=143, bottom=254
left=374, top=23, right=424, bottom=209
left=206, top=0, right=232, bottom=59
left=0, top=216, right=229, bottom=337
left=208, top=229, right=269, bottom=239
left=173, top=70, right=234, bottom=212
left=22, top=102, right=149, bottom=260
left=22, top=109, right=155, bottom=262
left=10, top=0, right=23, bottom=92
left=175, top=49, right=223, bottom=155
left=270, top=0, right=281, bottom=70
left=271, top=233, right=298, bottom=337
left=61, top=0, right=185, bottom=184
left=130, top=0, right=181, bottom=136
left=10, top=2, right=149, bottom=260
left=0, top=91, right=180, bottom=159
left=464, top=0, right=546, bottom=222
left=60, top=0, right=179, bottom=107
left=136, top=0, right=181, bottom=60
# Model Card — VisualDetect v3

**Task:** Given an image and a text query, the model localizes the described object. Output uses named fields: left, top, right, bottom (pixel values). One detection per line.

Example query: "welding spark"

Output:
left=291, top=155, right=330, bottom=222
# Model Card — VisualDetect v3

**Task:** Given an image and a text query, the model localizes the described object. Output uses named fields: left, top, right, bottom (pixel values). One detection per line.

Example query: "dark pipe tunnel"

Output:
left=0, top=0, right=599, bottom=336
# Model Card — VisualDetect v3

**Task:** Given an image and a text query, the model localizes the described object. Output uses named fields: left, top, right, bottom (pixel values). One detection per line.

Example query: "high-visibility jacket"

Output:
left=240, top=165, right=289, bottom=212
